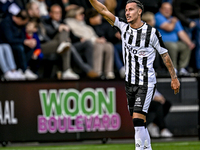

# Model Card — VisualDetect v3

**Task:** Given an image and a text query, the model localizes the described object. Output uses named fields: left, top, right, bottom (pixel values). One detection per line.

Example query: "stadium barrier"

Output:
left=0, top=77, right=199, bottom=145
left=0, top=79, right=134, bottom=144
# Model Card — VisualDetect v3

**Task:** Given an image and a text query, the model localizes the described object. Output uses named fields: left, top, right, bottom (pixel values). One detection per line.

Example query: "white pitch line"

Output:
left=0, top=146, right=111, bottom=150
left=153, top=142, right=199, bottom=146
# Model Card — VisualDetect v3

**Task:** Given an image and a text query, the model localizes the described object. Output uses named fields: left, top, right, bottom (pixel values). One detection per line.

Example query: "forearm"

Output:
left=160, top=22, right=176, bottom=32
left=89, top=0, right=107, bottom=15
left=161, top=52, right=177, bottom=79
left=89, top=0, right=115, bottom=25
left=178, top=31, right=193, bottom=47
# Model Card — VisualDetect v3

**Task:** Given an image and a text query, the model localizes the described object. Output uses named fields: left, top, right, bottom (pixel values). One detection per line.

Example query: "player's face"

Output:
left=125, top=3, right=142, bottom=24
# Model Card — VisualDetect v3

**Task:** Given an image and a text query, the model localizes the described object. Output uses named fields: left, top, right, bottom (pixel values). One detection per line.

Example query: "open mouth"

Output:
left=126, top=16, right=131, bottom=20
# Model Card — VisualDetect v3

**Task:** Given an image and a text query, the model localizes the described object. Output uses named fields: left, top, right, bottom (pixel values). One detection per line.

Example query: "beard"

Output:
left=126, top=15, right=140, bottom=25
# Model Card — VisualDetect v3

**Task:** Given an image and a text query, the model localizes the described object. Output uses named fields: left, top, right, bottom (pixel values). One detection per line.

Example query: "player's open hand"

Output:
left=171, top=78, right=180, bottom=95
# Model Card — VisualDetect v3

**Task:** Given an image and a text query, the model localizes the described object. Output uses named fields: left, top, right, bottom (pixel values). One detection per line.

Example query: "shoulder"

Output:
left=155, top=12, right=162, bottom=18
left=155, top=12, right=166, bottom=21
left=118, top=17, right=127, bottom=24
left=114, top=16, right=128, bottom=31
left=143, top=24, right=161, bottom=39
left=143, top=23, right=157, bottom=34
left=151, top=27, right=161, bottom=38
left=33, top=32, right=39, bottom=38
left=115, top=16, right=127, bottom=25
left=65, top=18, right=76, bottom=25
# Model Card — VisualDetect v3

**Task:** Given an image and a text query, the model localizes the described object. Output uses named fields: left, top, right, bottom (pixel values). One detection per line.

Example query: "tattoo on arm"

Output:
left=104, top=16, right=114, bottom=25
left=161, top=53, right=177, bottom=79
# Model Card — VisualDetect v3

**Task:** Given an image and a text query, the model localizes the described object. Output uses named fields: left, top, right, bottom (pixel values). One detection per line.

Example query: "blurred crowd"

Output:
left=0, top=0, right=199, bottom=81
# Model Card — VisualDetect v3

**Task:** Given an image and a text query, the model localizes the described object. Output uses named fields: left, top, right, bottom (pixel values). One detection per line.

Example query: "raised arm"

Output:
left=161, top=52, right=180, bottom=94
left=89, top=0, right=115, bottom=26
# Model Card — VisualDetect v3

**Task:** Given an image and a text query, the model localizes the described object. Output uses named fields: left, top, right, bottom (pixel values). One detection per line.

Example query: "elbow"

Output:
left=165, top=27, right=174, bottom=32
left=161, top=25, right=175, bottom=32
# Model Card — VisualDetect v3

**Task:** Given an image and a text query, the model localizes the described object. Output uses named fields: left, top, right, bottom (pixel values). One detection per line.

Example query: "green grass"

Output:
left=0, top=141, right=200, bottom=150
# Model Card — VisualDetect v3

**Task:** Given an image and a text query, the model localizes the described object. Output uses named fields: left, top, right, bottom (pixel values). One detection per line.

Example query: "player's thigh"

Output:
left=125, top=83, right=138, bottom=116
left=134, top=85, right=156, bottom=115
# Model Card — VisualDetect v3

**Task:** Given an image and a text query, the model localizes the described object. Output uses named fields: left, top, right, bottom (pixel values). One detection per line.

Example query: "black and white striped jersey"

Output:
left=114, top=17, right=168, bottom=87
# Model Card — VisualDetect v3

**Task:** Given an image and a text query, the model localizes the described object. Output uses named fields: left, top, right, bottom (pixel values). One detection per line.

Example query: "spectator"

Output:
left=86, top=9, right=125, bottom=78
left=142, top=11, right=166, bottom=75
left=36, top=4, right=80, bottom=79
left=173, top=0, right=200, bottom=73
left=31, top=0, right=49, bottom=18
left=0, top=10, right=38, bottom=80
left=25, top=18, right=43, bottom=73
left=26, top=19, right=43, bottom=60
left=0, top=43, right=25, bottom=81
left=142, top=11, right=155, bottom=27
left=26, top=1, right=41, bottom=19
left=65, top=6, right=115, bottom=79
left=155, top=2, right=195, bottom=75
left=41, top=4, right=98, bottom=79
left=147, top=89, right=173, bottom=138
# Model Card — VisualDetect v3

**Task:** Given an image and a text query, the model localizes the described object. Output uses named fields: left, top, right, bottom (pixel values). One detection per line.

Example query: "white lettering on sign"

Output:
left=0, top=101, right=18, bottom=125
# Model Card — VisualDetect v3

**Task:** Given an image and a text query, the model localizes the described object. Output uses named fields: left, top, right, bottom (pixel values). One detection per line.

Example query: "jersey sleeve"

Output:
left=152, top=29, right=168, bottom=55
left=114, top=16, right=127, bottom=33
left=114, top=17, right=120, bottom=28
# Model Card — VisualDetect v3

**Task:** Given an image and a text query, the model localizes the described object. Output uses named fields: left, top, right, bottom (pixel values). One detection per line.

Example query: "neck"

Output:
left=129, top=18, right=144, bottom=29
left=27, top=32, right=33, bottom=36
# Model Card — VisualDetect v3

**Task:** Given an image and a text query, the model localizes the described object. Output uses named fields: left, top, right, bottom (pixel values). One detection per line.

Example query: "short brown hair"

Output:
left=126, top=0, right=144, bottom=15
left=28, top=18, right=39, bottom=28
left=142, top=11, right=154, bottom=22
left=66, top=6, right=84, bottom=18
left=85, top=9, right=99, bottom=19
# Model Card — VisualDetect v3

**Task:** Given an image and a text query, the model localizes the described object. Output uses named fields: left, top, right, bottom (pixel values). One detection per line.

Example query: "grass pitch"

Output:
left=0, top=141, right=200, bottom=150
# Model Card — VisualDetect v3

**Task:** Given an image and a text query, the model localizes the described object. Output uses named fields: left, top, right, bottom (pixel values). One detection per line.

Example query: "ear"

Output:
left=138, top=9, right=142, bottom=15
